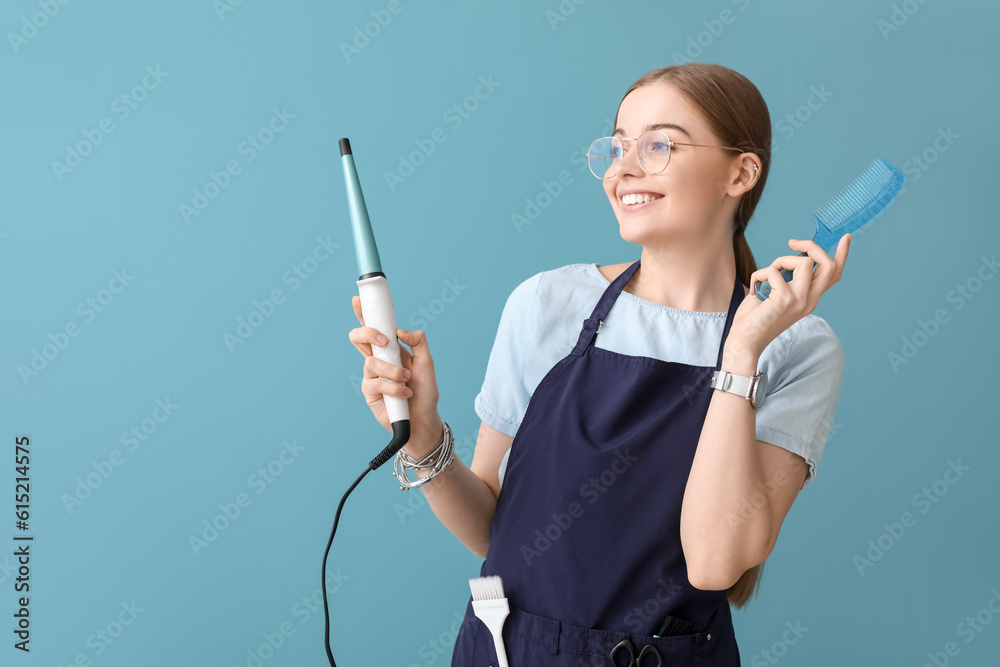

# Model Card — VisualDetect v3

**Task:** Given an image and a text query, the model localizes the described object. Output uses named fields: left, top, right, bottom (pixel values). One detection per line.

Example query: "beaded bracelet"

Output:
left=393, top=420, right=455, bottom=490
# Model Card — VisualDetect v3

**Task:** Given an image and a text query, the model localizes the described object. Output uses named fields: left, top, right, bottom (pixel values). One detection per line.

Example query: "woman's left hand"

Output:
left=728, top=234, right=852, bottom=359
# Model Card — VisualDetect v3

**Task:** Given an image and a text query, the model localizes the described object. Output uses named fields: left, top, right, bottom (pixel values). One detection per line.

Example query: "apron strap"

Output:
left=570, top=260, right=640, bottom=356
left=715, top=273, right=746, bottom=370
left=572, top=259, right=746, bottom=367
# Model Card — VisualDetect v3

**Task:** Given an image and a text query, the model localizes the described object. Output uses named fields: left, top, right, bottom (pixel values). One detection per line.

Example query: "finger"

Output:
left=832, top=234, right=852, bottom=270
left=784, top=240, right=834, bottom=301
left=361, top=375, right=412, bottom=401
left=769, top=254, right=818, bottom=283
left=352, top=296, right=365, bottom=326
left=363, top=353, right=411, bottom=383
left=812, top=234, right=850, bottom=298
left=755, top=264, right=800, bottom=306
left=396, top=329, right=432, bottom=363
left=348, top=326, right=389, bottom=358
left=787, top=255, right=816, bottom=304
left=370, top=329, right=413, bottom=369
left=350, top=297, right=373, bottom=357
left=791, top=236, right=849, bottom=294
left=753, top=255, right=810, bottom=289
left=765, top=253, right=813, bottom=276
left=787, top=238, right=836, bottom=278
left=749, top=266, right=775, bottom=298
left=812, top=236, right=845, bottom=291
left=398, top=342, right=413, bottom=367
left=761, top=264, right=791, bottom=299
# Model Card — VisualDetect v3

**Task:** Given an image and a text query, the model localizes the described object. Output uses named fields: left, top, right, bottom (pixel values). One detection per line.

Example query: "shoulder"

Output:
left=506, top=262, right=606, bottom=306
left=763, top=313, right=845, bottom=386
left=786, top=314, right=844, bottom=359
left=496, top=263, right=607, bottom=347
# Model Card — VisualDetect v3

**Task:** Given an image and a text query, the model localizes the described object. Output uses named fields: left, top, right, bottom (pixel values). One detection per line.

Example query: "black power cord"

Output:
left=322, top=419, right=410, bottom=667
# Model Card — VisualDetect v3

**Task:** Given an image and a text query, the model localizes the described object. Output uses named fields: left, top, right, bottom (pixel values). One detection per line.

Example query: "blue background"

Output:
left=2, top=0, right=998, bottom=665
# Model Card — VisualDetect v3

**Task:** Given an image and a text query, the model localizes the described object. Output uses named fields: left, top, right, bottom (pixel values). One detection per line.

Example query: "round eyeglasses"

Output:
left=586, top=130, right=744, bottom=180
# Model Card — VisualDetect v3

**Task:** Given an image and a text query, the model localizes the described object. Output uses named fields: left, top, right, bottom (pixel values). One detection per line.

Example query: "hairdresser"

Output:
left=349, top=63, right=850, bottom=665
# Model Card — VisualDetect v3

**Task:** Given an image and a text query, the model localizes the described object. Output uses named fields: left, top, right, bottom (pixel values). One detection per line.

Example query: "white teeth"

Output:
left=621, top=193, right=661, bottom=205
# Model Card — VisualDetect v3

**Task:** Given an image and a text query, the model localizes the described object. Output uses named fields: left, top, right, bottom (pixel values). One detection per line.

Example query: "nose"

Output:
left=612, top=140, right=644, bottom=179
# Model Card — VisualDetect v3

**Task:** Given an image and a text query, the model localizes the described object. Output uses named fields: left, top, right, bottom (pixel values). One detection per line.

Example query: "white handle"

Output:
left=357, top=276, right=409, bottom=424
left=491, top=628, right=510, bottom=667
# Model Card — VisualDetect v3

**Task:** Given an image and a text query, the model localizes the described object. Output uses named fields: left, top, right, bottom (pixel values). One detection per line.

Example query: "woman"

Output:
left=350, top=63, right=850, bottom=665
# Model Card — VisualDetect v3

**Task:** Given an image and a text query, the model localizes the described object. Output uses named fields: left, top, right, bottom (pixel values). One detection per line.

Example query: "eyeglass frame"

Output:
left=585, top=130, right=750, bottom=180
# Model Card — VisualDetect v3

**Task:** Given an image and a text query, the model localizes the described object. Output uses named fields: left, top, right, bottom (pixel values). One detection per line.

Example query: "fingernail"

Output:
left=403, top=369, right=411, bottom=379
left=376, top=334, right=388, bottom=345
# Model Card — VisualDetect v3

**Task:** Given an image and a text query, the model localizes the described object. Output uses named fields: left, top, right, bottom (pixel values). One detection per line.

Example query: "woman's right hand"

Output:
left=348, top=296, right=443, bottom=458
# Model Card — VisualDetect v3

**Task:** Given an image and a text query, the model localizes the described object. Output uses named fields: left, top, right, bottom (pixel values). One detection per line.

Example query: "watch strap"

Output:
left=711, top=370, right=754, bottom=399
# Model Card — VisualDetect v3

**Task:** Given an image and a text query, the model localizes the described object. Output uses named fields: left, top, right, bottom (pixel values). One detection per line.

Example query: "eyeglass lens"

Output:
left=587, top=132, right=672, bottom=179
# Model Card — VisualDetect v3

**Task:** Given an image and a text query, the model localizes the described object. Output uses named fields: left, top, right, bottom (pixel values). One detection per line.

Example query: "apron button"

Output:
left=707, top=633, right=711, bottom=640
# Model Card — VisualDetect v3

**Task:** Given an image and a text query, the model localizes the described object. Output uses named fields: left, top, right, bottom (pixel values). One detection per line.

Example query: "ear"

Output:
left=725, top=154, right=760, bottom=198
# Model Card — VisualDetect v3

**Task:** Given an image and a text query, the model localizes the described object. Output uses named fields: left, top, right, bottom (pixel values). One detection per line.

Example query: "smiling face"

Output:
left=603, top=80, right=744, bottom=246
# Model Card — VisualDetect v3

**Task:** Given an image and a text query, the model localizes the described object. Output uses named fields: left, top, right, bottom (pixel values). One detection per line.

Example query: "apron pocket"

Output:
left=489, top=605, right=725, bottom=665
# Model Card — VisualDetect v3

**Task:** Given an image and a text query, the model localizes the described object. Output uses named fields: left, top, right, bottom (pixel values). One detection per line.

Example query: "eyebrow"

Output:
left=613, top=123, right=691, bottom=139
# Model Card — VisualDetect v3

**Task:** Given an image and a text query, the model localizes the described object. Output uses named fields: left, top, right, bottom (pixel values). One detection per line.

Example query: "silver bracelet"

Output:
left=393, top=421, right=455, bottom=490
left=395, top=423, right=447, bottom=470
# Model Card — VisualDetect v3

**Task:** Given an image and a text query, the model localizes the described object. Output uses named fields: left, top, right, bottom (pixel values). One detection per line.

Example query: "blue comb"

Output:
left=755, top=154, right=905, bottom=300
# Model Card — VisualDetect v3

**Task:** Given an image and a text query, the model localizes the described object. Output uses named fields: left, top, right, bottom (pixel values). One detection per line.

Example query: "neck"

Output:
left=628, top=229, right=743, bottom=313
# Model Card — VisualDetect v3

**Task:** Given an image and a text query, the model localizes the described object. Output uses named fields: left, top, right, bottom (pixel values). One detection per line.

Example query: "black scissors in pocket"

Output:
left=609, top=638, right=662, bottom=667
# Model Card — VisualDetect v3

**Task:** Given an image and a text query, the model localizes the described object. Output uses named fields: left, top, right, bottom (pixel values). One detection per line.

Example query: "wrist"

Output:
left=393, top=419, right=455, bottom=490
left=721, top=338, right=761, bottom=376
left=402, top=416, right=444, bottom=459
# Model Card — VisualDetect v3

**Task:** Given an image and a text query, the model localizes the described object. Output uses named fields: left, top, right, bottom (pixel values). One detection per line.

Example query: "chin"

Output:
left=616, top=214, right=675, bottom=247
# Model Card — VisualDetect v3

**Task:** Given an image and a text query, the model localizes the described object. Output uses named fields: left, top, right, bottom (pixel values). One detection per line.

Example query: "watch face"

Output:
left=754, top=372, right=768, bottom=409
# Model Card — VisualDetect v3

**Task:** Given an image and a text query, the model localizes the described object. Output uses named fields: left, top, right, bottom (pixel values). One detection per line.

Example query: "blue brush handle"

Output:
left=753, top=251, right=812, bottom=301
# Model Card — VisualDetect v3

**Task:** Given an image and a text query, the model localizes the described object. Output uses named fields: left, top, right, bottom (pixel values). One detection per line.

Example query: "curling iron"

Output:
left=321, top=138, right=411, bottom=667
left=340, top=136, right=411, bottom=460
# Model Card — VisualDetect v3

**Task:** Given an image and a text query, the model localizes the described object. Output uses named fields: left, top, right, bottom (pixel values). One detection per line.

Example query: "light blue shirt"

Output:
left=474, top=263, right=845, bottom=490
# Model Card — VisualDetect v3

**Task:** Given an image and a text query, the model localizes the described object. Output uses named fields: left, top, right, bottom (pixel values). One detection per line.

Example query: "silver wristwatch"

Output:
left=710, top=369, right=768, bottom=409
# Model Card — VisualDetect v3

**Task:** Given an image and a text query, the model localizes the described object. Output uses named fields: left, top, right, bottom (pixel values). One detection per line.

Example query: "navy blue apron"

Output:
left=452, top=259, right=744, bottom=666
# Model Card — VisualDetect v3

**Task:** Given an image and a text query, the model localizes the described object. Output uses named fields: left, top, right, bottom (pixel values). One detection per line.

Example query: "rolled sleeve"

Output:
left=755, top=315, right=846, bottom=489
